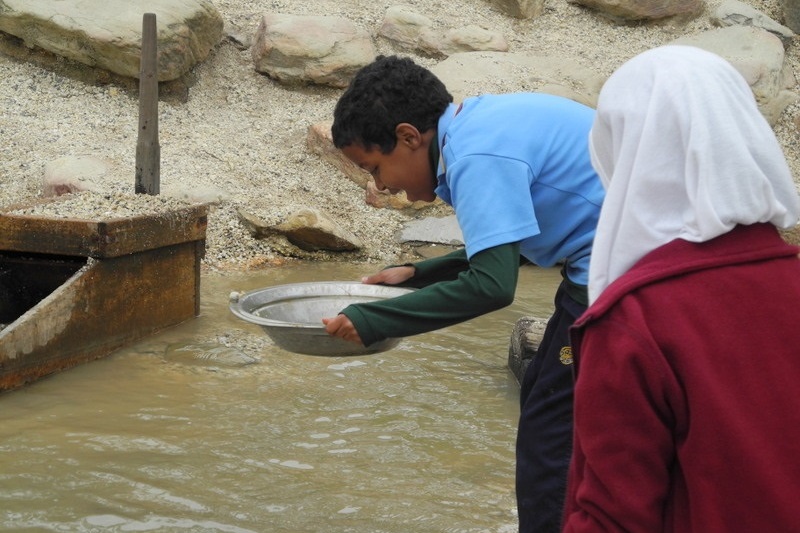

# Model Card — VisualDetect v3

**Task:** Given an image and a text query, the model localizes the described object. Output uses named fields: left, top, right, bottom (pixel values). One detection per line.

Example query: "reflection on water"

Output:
left=0, top=262, right=561, bottom=533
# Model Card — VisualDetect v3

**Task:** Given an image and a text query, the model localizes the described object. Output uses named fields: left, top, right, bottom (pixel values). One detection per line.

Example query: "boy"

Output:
left=322, top=55, right=604, bottom=533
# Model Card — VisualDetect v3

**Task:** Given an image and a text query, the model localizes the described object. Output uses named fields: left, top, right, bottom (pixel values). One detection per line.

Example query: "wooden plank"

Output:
left=0, top=204, right=207, bottom=258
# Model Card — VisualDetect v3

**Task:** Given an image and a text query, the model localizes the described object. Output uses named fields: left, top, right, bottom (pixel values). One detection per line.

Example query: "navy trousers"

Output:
left=515, top=283, right=586, bottom=533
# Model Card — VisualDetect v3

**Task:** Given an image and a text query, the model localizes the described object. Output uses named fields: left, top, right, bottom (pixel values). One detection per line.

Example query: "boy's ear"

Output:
left=395, top=123, right=423, bottom=149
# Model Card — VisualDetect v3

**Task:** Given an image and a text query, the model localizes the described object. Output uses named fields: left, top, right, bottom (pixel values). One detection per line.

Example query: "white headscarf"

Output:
left=588, top=45, right=800, bottom=304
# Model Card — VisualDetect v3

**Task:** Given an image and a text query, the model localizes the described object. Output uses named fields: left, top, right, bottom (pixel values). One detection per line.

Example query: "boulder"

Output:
left=251, top=13, right=376, bottom=88
left=276, top=208, right=363, bottom=252
left=713, top=0, right=796, bottom=45
left=570, top=0, right=702, bottom=21
left=0, top=0, right=223, bottom=81
left=431, top=51, right=605, bottom=108
left=672, top=26, right=799, bottom=125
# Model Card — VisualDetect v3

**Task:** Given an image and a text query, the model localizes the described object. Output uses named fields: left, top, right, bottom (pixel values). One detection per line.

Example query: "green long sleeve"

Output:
left=341, top=242, right=521, bottom=347
left=390, top=248, right=471, bottom=288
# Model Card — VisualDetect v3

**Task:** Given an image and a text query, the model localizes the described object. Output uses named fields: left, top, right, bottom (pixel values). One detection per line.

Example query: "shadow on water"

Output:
left=0, top=262, right=561, bottom=533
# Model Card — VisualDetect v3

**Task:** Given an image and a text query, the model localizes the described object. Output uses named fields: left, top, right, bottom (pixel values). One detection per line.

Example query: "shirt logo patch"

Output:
left=559, top=346, right=574, bottom=365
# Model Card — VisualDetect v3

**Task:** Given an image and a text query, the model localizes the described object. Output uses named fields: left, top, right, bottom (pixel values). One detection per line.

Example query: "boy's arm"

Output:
left=340, top=242, right=520, bottom=347
left=386, top=245, right=531, bottom=288
left=393, top=248, right=471, bottom=288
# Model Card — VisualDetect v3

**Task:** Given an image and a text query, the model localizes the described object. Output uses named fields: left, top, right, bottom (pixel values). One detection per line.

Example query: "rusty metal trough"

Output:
left=0, top=198, right=207, bottom=392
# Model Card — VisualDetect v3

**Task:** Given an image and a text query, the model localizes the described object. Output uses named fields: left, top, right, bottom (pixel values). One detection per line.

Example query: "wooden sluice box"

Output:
left=0, top=196, right=208, bottom=392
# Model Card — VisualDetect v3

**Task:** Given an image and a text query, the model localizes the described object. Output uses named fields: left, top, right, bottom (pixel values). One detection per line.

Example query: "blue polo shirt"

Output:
left=435, top=94, right=604, bottom=286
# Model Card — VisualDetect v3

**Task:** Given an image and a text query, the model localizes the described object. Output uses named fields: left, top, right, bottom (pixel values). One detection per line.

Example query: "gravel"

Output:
left=0, top=0, right=797, bottom=273
left=7, top=191, right=195, bottom=219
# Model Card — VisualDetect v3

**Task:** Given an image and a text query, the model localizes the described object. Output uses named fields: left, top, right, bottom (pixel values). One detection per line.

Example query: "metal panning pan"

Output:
left=229, top=281, right=414, bottom=356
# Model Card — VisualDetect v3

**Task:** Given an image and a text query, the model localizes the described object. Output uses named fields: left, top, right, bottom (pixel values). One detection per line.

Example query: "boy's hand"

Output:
left=323, top=266, right=414, bottom=345
left=361, top=265, right=415, bottom=286
left=322, top=314, right=363, bottom=345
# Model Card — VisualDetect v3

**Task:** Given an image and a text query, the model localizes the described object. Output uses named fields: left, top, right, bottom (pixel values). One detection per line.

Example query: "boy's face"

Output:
left=341, top=124, right=437, bottom=203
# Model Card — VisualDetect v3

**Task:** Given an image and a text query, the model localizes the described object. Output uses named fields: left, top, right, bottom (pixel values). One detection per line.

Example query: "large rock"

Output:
left=0, top=0, right=223, bottom=81
left=713, top=0, right=796, bottom=45
left=379, top=6, right=508, bottom=57
left=672, top=26, right=798, bottom=125
left=275, top=208, right=363, bottom=252
left=425, top=25, right=509, bottom=57
left=251, top=13, right=376, bottom=88
left=570, top=0, right=703, bottom=21
left=431, top=51, right=605, bottom=108
left=237, top=206, right=363, bottom=252
left=378, top=6, right=436, bottom=50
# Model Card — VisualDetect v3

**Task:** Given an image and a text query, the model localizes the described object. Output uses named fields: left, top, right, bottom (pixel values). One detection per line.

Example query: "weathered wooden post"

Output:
left=135, top=12, right=160, bottom=195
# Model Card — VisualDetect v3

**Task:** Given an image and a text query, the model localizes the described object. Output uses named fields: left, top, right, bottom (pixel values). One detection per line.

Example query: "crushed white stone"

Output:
left=6, top=191, right=195, bottom=220
left=0, top=0, right=797, bottom=273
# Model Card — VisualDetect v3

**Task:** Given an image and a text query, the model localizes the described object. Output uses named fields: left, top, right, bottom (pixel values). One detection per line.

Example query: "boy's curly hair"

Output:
left=332, top=55, right=453, bottom=153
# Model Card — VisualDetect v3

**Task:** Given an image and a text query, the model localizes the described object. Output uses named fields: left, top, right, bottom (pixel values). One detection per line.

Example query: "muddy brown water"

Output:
left=0, top=262, right=561, bottom=533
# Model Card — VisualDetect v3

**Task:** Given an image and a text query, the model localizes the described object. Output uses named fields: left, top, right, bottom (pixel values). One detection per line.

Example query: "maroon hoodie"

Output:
left=563, top=223, right=800, bottom=532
